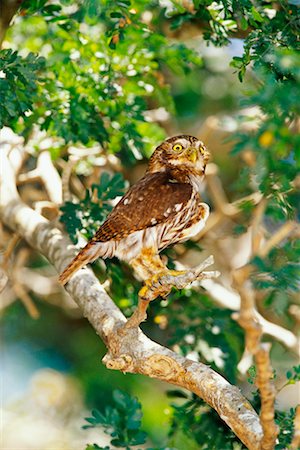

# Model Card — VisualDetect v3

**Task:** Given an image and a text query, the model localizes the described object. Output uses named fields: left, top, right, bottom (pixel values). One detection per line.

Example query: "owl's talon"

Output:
left=145, top=269, right=186, bottom=292
left=125, top=259, right=215, bottom=329
left=139, top=285, right=149, bottom=299
left=168, top=269, right=186, bottom=277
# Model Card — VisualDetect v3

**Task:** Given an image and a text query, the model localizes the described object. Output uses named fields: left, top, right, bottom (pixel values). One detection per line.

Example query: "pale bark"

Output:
left=0, top=147, right=264, bottom=449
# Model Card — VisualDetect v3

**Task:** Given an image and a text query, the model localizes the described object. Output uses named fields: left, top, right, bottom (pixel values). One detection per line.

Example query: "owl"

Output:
left=59, top=135, right=210, bottom=291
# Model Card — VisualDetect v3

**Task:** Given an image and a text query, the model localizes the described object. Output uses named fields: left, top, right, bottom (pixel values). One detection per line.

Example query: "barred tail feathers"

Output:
left=58, top=241, right=99, bottom=285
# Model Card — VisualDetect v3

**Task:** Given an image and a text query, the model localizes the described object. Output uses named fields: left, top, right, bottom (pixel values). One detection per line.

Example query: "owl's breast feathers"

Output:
left=88, top=171, right=209, bottom=263
left=92, top=172, right=194, bottom=243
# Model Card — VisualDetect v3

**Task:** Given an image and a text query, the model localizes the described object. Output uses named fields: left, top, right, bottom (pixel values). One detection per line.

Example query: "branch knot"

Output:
left=102, top=353, right=134, bottom=372
left=143, top=354, right=182, bottom=381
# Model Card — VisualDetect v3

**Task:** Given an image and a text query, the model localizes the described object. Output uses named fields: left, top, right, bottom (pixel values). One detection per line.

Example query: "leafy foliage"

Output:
left=252, top=239, right=300, bottom=316
left=0, top=49, right=45, bottom=128
left=60, top=172, right=127, bottom=243
left=83, top=390, right=148, bottom=449
left=286, top=365, right=300, bottom=384
left=160, top=290, right=244, bottom=383
left=168, top=393, right=245, bottom=450
left=165, top=1, right=300, bottom=57
left=231, top=50, right=300, bottom=221
left=277, top=365, right=300, bottom=395
left=275, top=408, right=296, bottom=449
left=4, top=0, right=203, bottom=161
left=105, top=260, right=140, bottom=315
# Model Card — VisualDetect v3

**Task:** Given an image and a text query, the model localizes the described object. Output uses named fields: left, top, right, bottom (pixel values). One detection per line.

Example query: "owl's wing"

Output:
left=92, top=172, right=193, bottom=242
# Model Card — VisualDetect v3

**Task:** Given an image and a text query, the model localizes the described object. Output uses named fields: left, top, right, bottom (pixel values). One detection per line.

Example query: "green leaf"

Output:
left=247, top=366, right=256, bottom=385
left=59, top=202, right=82, bottom=244
left=166, top=390, right=189, bottom=399
left=240, top=16, right=248, bottom=31
left=60, top=172, right=126, bottom=243
left=85, top=445, right=109, bottom=450
left=0, top=49, right=45, bottom=128
left=83, top=390, right=148, bottom=449
left=110, top=12, right=123, bottom=18
left=112, top=389, right=129, bottom=409
left=128, top=430, right=147, bottom=445
left=93, top=172, right=127, bottom=201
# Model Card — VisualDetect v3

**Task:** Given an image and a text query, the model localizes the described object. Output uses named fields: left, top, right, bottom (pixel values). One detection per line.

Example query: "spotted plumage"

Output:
left=59, top=135, right=210, bottom=285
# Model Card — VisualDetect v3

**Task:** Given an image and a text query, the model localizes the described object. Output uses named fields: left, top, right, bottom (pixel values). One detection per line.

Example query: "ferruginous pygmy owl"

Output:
left=59, top=135, right=210, bottom=289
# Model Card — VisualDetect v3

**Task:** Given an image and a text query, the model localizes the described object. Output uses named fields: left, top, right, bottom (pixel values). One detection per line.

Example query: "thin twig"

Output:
left=251, top=198, right=267, bottom=254
left=13, top=281, right=40, bottom=319
left=233, top=270, right=279, bottom=449
left=1, top=233, right=20, bottom=270
left=0, top=268, right=8, bottom=294
left=205, top=164, right=236, bottom=216
left=233, top=197, right=280, bottom=448
left=57, top=157, right=86, bottom=199
left=258, top=221, right=297, bottom=258
left=10, top=247, right=40, bottom=318
left=17, top=169, right=41, bottom=184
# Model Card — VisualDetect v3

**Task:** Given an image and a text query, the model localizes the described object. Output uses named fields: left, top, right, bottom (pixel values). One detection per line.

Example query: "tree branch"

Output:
left=232, top=196, right=283, bottom=449
left=201, top=279, right=298, bottom=353
left=255, top=344, right=278, bottom=450
left=258, top=220, right=298, bottom=258
left=0, top=148, right=263, bottom=449
left=10, top=247, right=40, bottom=318
left=233, top=267, right=278, bottom=450
left=18, top=150, right=63, bottom=204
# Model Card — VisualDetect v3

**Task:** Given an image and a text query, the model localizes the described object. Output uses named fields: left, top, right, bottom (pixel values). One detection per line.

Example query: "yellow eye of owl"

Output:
left=173, top=144, right=183, bottom=152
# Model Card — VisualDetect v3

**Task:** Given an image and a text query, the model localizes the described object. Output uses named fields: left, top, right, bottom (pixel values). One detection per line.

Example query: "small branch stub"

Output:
left=143, top=354, right=182, bottom=380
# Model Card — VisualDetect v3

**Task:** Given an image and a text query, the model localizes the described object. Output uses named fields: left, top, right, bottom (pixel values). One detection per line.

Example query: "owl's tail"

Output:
left=58, top=241, right=98, bottom=286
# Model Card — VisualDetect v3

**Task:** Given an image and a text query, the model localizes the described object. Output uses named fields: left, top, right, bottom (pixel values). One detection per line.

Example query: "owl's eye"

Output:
left=173, top=144, right=183, bottom=152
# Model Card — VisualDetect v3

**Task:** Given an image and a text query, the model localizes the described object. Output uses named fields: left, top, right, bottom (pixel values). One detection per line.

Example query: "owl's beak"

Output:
left=186, top=147, right=197, bottom=163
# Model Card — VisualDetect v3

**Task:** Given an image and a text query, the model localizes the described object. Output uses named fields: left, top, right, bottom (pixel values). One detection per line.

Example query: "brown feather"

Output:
left=58, top=241, right=97, bottom=285
left=59, top=172, right=192, bottom=284
left=92, top=172, right=193, bottom=242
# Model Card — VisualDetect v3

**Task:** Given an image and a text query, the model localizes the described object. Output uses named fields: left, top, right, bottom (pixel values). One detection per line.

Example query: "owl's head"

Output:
left=148, top=135, right=210, bottom=180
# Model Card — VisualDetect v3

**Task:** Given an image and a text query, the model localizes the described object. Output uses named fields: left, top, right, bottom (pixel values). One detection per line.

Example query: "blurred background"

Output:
left=0, top=1, right=299, bottom=449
